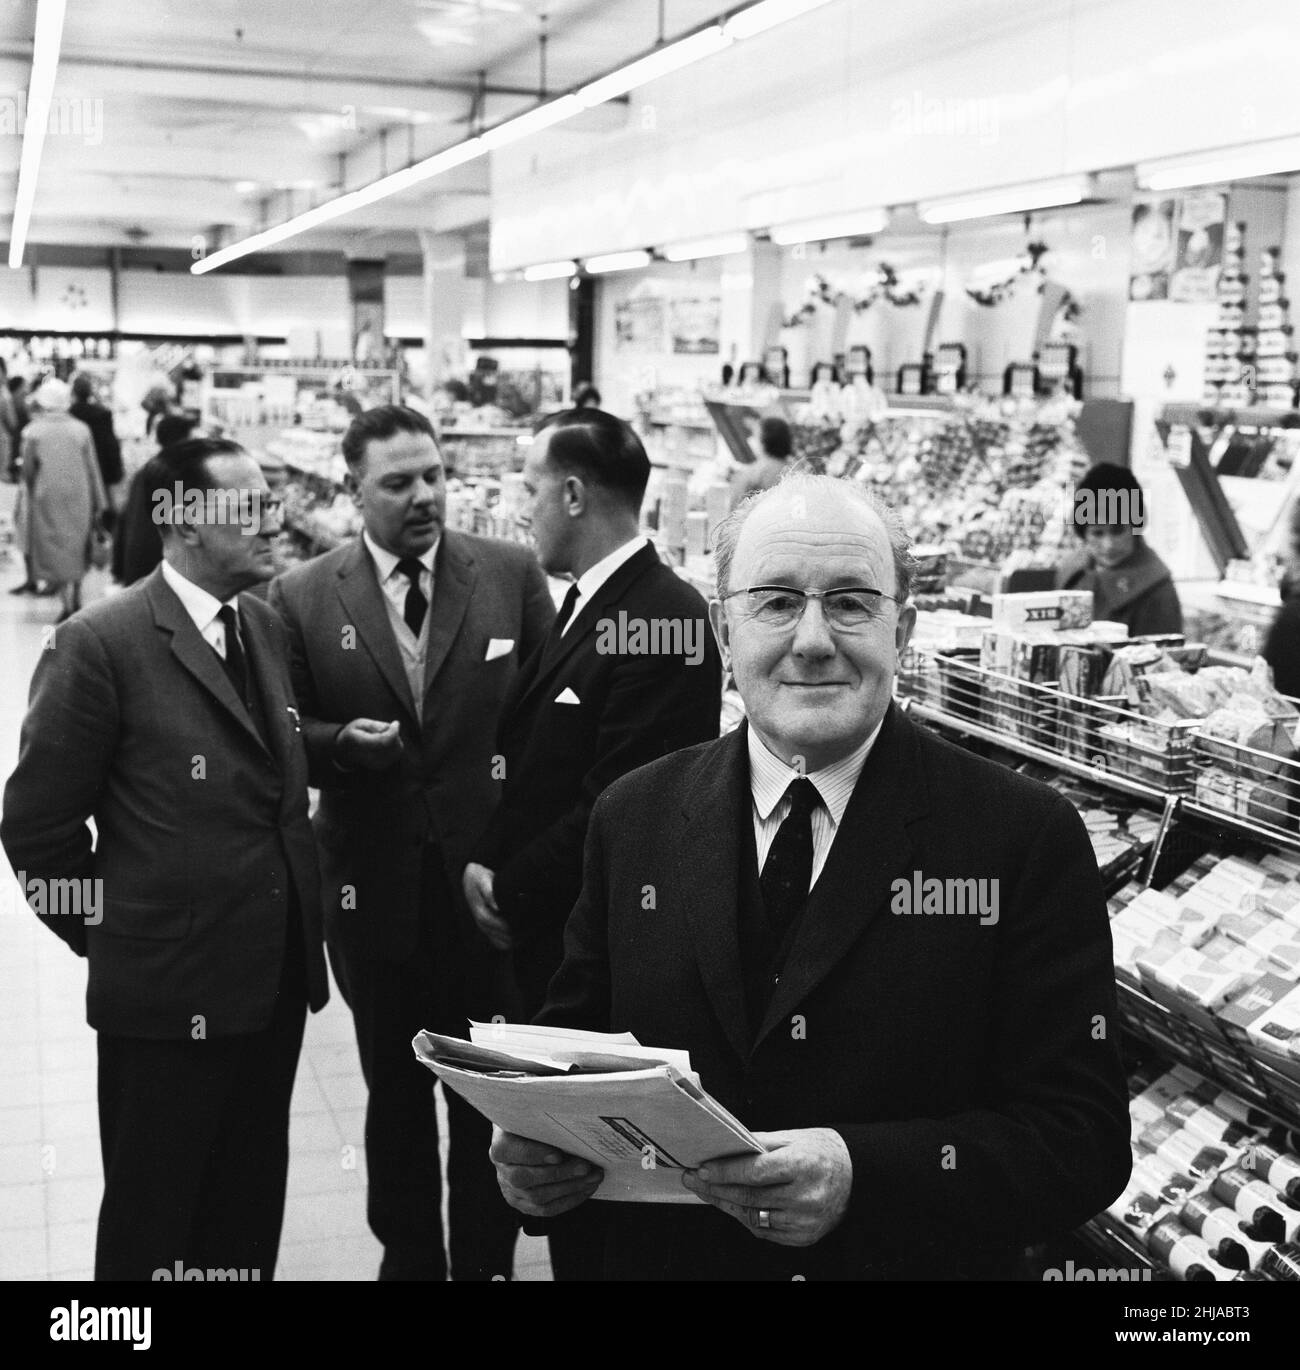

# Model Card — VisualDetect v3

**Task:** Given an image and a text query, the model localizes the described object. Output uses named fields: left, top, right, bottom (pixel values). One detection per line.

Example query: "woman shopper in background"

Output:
left=729, top=415, right=796, bottom=510
left=1057, top=461, right=1183, bottom=636
left=18, top=377, right=108, bottom=623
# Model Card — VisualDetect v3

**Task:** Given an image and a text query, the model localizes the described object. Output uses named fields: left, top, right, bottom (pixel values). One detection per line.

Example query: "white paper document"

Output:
left=412, top=1024, right=764, bottom=1203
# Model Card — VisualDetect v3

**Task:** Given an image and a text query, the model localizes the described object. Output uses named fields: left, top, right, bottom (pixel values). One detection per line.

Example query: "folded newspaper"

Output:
left=411, top=1021, right=764, bottom=1203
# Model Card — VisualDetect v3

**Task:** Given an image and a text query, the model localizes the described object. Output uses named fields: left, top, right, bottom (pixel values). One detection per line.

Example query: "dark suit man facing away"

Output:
left=463, top=407, right=722, bottom=1278
left=269, top=405, right=553, bottom=1281
left=2, top=438, right=329, bottom=1281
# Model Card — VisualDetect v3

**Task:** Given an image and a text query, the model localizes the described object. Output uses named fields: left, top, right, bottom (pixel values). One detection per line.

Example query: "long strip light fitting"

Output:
left=770, top=208, right=889, bottom=245
left=193, top=0, right=839, bottom=274
left=661, top=232, right=750, bottom=261
left=1137, top=136, right=1300, bottom=191
left=9, top=0, right=67, bottom=269
left=918, top=176, right=1091, bottom=224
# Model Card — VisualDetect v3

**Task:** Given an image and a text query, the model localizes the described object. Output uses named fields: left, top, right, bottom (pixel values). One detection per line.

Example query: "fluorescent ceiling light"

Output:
left=576, top=27, right=731, bottom=107
left=1136, top=137, right=1300, bottom=190
left=480, top=94, right=584, bottom=151
left=584, top=250, right=652, bottom=273
left=770, top=208, right=888, bottom=245
left=192, top=139, right=484, bottom=274
left=723, top=0, right=836, bottom=41
left=10, top=0, right=67, bottom=269
left=919, top=176, right=1090, bottom=224
left=522, top=260, right=577, bottom=281
left=193, top=4, right=834, bottom=274
left=661, top=232, right=750, bottom=261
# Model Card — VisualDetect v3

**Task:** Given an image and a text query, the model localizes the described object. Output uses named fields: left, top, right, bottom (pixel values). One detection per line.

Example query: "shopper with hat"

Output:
left=15, top=376, right=109, bottom=622
left=1056, top=461, right=1183, bottom=636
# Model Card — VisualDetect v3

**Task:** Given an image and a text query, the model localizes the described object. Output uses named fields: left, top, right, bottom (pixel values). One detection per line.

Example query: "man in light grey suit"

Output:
left=269, top=404, right=553, bottom=1281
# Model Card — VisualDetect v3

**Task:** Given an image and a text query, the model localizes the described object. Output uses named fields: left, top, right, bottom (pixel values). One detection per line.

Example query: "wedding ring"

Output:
left=757, top=1208, right=772, bottom=1230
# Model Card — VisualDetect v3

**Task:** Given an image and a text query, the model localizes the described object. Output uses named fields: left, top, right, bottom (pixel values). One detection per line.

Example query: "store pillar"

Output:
left=568, top=274, right=595, bottom=395
left=419, top=229, right=471, bottom=399
left=346, top=257, right=386, bottom=364
left=719, top=238, right=784, bottom=381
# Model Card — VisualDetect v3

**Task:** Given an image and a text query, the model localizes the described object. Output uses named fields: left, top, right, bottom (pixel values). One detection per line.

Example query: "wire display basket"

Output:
left=1188, top=728, right=1300, bottom=844
left=897, top=648, right=1198, bottom=796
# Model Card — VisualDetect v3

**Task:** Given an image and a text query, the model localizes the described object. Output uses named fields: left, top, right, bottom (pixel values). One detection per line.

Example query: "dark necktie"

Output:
left=545, top=581, right=581, bottom=654
left=554, top=581, right=581, bottom=635
left=397, top=558, right=427, bottom=638
left=216, top=604, right=248, bottom=699
left=760, top=779, right=821, bottom=951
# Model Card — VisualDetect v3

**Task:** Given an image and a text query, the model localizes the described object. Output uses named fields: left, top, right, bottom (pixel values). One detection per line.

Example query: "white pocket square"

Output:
left=554, top=687, right=581, bottom=705
left=485, top=638, right=514, bottom=661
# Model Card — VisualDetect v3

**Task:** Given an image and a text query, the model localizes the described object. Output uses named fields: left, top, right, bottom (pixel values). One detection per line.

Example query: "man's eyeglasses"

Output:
left=721, top=585, right=900, bottom=631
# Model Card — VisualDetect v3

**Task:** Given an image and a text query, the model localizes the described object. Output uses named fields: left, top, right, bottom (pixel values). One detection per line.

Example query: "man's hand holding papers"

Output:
left=489, top=1130, right=605, bottom=1218
left=680, top=1127, right=853, bottom=1247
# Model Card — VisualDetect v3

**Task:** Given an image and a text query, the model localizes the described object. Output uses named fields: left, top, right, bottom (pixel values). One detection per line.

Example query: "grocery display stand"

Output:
left=897, top=645, right=1300, bottom=1279
left=897, top=649, right=1300, bottom=1116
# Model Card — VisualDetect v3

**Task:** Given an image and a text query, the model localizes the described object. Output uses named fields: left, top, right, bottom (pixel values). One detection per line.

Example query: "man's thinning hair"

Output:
left=341, top=404, right=438, bottom=473
left=713, top=471, right=918, bottom=602
left=142, top=436, right=246, bottom=538
left=536, top=407, right=650, bottom=515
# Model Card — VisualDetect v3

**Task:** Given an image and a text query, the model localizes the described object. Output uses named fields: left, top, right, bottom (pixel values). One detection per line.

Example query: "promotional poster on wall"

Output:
left=1129, top=196, right=1177, bottom=301
left=670, top=295, right=721, bottom=354
left=1170, top=190, right=1226, bottom=303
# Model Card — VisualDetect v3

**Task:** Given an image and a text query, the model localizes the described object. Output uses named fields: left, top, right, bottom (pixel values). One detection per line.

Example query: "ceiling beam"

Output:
left=0, top=48, right=543, bottom=102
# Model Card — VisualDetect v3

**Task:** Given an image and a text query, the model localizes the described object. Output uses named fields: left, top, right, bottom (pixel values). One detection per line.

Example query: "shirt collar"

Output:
left=161, top=560, right=238, bottom=634
left=363, top=529, right=438, bottom=583
left=573, top=535, right=648, bottom=604
left=747, top=720, right=884, bottom=825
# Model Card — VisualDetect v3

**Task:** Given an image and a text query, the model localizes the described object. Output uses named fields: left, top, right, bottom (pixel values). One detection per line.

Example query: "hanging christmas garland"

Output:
left=782, top=264, right=927, bottom=328
left=965, top=240, right=1083, bottom=321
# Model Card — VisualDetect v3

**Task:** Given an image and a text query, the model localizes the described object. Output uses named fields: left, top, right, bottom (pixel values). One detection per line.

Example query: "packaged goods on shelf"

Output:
left=1097, top=1066, right=1300, bottom=1280
left=1212, top=1165, right=1300, bottom=1242
left=990, top=589, right=1092, bottom=632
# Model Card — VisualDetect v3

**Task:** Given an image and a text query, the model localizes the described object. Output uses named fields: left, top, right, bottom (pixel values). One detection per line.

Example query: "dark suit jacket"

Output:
left=476, top=541, right=722, bottom=1005
left=537, top=703, right=1132, bottom=1280
left=70, top=398, right=123, bottom=487
left=0, top=568, right=328, bottom=1038
left=268, top=531, right=554, bottom=970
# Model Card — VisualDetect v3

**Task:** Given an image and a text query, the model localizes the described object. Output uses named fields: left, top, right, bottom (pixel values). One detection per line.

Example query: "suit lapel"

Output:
left=519, top=543, right=659, bottom=710
left=334, top=539, right=419, bottom=723
left=422, top=532, right=474, bottom=708
left=145, top=569, right=270, bottom=756
left=677, top=726, right=752, bottom=1065
left=240, top=597, right=288, bottom=772
left=754, top=705, right=927, bottom=1049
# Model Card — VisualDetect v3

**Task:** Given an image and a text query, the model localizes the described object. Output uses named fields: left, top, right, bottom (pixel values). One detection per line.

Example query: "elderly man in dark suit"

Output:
left=268, top=404, right=553, bottom=1282
left=490, top=472, right=1131, bottom=1280
left=2, top=437, right=329, bottom=1282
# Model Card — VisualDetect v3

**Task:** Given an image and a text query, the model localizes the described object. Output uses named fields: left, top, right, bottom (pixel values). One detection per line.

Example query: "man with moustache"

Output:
left=2, top=437, right=328, bottom=1280
left=489, top=473, right=1131, bottom=1280
left=269, top=404, right=552, bottom=1281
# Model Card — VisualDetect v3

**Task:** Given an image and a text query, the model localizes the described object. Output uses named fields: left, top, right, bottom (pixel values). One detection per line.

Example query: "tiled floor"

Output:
left=0, top=517, right=551, bottom=1281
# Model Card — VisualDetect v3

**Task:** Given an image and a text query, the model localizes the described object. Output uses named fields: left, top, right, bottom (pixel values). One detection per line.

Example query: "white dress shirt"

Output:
left=748, top=720, right=884, bottom=890
left=558, top=534, right=649, bottom=635
left=161, top=560, right=241, bottom=660
left=363, top=530, right=438, bottom=712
